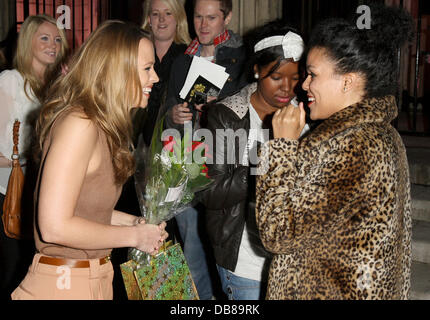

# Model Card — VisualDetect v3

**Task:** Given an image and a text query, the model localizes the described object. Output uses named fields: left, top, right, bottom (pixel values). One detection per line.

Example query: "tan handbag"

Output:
left=2, top=120, right=25, bottom=239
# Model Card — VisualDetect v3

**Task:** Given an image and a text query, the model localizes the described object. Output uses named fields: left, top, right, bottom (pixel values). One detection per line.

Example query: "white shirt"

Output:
left=0, top=69, right=39, bottom=194
left=233, top=103, right=269, bottom=281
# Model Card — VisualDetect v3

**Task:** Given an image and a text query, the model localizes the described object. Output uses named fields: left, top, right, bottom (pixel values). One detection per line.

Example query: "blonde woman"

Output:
left=11, top=20, right=167, bottom=300
left=0, top=14, right=68, bottom=300
left=137, top=0, right=191, bottom=146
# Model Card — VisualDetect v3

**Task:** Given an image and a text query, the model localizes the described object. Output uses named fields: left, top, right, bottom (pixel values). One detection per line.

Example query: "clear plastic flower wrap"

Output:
left=128, top=116, right=213, bottom=267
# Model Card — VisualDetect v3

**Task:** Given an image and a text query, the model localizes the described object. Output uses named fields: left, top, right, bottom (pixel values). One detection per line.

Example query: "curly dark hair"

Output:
left=308, top=3, right=414, bottom=98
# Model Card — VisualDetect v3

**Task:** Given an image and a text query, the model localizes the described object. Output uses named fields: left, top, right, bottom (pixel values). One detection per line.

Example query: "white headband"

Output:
left=254, top=31, right=304, bottom=62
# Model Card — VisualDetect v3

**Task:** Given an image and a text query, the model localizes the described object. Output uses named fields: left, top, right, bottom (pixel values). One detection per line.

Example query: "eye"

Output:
left=41, top=36, right=49, bottom=41
left=144, top=64, right=154, bottom=72
left=270, top=75, right=282, bottom=81
left=55, top=37, right=62, bottom=43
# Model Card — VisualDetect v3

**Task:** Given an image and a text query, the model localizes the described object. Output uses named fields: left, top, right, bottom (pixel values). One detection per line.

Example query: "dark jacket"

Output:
left=162, top=30, right=248, bottom=131
left=200, top=83, right=269, bottom=271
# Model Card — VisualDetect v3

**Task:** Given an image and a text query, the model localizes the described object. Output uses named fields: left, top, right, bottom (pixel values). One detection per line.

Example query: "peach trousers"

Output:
left=11, top=253, right=114, bottom=300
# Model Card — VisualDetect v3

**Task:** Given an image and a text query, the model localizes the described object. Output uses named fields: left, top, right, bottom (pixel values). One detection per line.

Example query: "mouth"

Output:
left=275, top=96, right=292, bottom=104
left=46, top=51, right=57, bottom=58
left=308, top=95, right=315, bottom=105
left=142, top=87, right=152, bottom=97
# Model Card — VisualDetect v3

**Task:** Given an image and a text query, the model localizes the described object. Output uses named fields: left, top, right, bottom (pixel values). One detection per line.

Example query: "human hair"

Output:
left=37, top=21, right=151, bottom=185
left=245, top=20, right=303, bottom=82
left=193, top=0, right=232, bottom=18
left=13, top=14, right=68, bottom=101
left=142, top=0, right=191, bottom=45
left=308, top=3, right=414, bottom=99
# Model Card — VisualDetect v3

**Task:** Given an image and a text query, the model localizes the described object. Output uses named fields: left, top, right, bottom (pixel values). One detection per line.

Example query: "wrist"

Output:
left=131, top=225, right=139, bottom=248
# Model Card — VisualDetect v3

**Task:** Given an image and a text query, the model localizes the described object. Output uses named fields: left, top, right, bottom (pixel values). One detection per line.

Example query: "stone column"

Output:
left=229, top=0, right=283, bottom=36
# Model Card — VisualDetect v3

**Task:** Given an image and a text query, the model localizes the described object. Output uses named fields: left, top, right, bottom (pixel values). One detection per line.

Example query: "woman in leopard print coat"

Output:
left=256, top=4, right=414, bottom=300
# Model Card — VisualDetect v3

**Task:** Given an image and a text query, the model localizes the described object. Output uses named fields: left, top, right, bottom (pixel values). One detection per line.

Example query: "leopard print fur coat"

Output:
left=256, top=96, right=411, bottom=300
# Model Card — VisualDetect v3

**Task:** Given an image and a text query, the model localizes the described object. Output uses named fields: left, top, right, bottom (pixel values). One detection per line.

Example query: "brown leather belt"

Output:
left=38, top=255, right=110, bottom=268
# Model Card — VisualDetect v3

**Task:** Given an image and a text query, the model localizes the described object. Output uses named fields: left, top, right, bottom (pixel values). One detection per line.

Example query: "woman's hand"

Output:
left=134, top=220, right=168, bottom=255
left=272, top=102, right=306, bottom=140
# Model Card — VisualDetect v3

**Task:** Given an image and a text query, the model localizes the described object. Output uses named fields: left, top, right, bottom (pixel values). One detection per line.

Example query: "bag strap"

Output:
left=11, top=119, right=20, bottom=165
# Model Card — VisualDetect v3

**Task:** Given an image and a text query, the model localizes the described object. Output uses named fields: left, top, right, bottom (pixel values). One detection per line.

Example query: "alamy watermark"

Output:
left=161, top=122, right=270, bottom=176
left=56, top=5, right=71, bottom=30
left=56, top=265, right=71, bottom=290
left=356, top=5, right=371, bottom=30
left=56, top=5, right=372, bottom=31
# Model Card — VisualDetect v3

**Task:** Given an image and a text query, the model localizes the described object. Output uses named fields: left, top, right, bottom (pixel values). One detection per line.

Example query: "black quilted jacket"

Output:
left=200, top=83, right=270, bottom=271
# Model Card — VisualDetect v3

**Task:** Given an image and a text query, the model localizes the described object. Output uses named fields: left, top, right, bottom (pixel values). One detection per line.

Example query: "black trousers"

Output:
left=0, top=193, right=35, bottom=300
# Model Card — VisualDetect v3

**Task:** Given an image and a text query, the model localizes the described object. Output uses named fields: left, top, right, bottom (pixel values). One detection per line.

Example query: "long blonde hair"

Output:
left=14, top=14, right=68, bottom=101
left=142, top=0, right=191, bottom=45
left=38, top=21, right=151, bottom=185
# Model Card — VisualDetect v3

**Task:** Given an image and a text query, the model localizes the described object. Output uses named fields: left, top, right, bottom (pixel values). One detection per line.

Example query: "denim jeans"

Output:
left=217, top=265, right=262, bottom=300
left=175, top=206, right=213, bottom=300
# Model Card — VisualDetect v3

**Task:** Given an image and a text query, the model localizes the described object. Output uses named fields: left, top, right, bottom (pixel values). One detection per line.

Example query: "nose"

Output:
left=201, top=17, right=208, bottom=28
left=302, top=75, right=311, bottom=91
left=50, top=39, right=57, bottom=49
left=151, top=68, right=159, bottom=84
left=280, top=78, right=292, bottom=94
left=159, top=13, right=165, bottom=22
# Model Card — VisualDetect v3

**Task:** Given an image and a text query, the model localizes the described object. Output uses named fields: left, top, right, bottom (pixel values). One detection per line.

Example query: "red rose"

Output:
left=191, top=141, right=212, bottom=159
left=201, top=164, right=209, bottom=178
left=163, top=136, right=176, bottom=153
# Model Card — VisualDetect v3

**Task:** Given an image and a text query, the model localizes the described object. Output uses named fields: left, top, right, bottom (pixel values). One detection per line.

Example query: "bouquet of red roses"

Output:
left=129, top=116, right=212, bottom=266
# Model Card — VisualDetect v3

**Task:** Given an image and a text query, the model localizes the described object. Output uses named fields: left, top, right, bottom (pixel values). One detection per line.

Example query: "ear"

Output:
left=224, top=11, right=232, bottom=26
left=342, top=73, right=358, bottom=92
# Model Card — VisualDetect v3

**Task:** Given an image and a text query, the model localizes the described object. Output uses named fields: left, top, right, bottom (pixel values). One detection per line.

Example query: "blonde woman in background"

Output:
left=0, top=14, right=68, bottom=300
left=11, top=20, right=167, bottom=300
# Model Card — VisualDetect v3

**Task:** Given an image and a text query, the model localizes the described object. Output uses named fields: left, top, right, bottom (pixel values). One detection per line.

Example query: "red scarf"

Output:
left=184, top=29, right=231, bottom=57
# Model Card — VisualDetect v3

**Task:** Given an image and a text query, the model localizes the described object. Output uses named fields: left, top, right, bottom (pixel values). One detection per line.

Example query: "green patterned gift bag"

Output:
left=120, top=242, right=199, bottom=300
